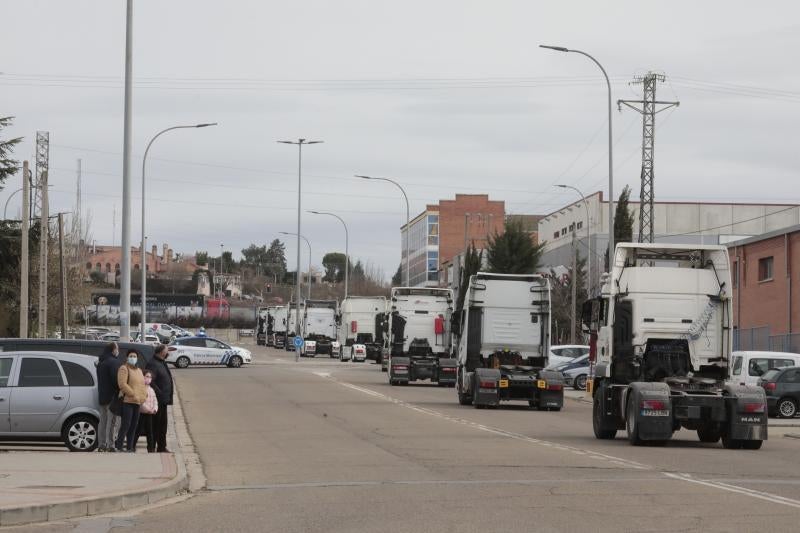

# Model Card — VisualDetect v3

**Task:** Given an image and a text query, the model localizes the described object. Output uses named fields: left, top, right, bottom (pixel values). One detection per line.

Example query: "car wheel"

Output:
left=62, top=415, right=98, bottom=452
left=574, top=374, right=588, bottom=391
left=228, top=355, right=243, bottom=368
left=777, top=397, right=798, bottom=419
left=176, top=356, right=190, bottom=369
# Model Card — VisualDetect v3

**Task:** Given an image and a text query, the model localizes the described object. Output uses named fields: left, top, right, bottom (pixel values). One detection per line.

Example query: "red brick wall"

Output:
left=438, top=195, right=505, bottom=267
left=729, top=230, right=800, bottom=335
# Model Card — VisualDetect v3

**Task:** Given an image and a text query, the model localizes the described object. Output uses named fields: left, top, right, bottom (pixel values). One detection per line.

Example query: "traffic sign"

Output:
left=293, top=336, right=304, bottom=349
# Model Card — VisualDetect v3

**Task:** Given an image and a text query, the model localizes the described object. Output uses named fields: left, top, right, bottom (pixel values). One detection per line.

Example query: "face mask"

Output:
left=127, top=356, right=137, bottom=366
left=144, top=376, right=152, bottom=385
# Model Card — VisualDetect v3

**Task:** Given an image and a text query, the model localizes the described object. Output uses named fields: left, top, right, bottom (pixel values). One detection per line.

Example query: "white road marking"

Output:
left=322, top=374, right=800, bottom=511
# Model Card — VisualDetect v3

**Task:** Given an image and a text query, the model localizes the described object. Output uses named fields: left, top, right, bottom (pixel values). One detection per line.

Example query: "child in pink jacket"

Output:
left=138, top=369, right=160, bottom=453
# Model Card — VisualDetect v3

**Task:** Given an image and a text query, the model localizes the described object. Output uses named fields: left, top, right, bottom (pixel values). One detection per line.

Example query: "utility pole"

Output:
left=58, top=213, right=68, bottom=339
left=570, top=230, right=577, bottom=344
left=618, top=72, right=679, bottom=243
left=20, top=161, right=30, bottom=338
left=38, top=171, right=49, bottom=338
left=119, top=0, right=134, bottom=340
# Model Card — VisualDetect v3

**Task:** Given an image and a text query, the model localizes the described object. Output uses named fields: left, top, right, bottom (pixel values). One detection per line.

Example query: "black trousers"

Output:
left=138, top=413, right=156, bottom=452
left=154, top=402, right=169, bottom=451
left=116, top=403, right=140, bottom=451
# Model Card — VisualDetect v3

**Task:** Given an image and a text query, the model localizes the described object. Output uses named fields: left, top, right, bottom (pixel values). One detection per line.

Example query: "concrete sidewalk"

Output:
left=0, top=390, right=192, bottom=527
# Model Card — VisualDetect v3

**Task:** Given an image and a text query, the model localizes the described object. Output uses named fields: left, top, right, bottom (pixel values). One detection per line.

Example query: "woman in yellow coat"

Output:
left=115, top=351, right=146, bottom=452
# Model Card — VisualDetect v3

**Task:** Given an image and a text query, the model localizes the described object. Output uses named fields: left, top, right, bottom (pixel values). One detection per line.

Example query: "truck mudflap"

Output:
left=436, top=358, right=457, bottom=386
left=473, top=368, right=502, bottom=407
left=534, top=370, right=565, bottom=411
left=723, top=385, right=768, bottom=447
left=627, top=382, right=673, bottom=443
left=389, top=356, right=411, bottom=385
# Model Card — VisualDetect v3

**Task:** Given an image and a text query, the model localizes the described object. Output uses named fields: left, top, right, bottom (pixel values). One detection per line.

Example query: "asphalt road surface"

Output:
left=11, top=346, right=800, bottom=532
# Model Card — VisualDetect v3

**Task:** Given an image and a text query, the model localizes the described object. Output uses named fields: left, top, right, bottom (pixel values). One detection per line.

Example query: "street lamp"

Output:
left=540, top=45, right=614, bottom=265
left=309, top=211, right=349, bottom=299
left=355, top=175, right=410, bottom=286
left=279, top=139, right=323, bottom=347
left=556, top=184, right=592, bottom=295
left=3, top=187, right=24, bottom=220
left=140, top=122, right=217, bottom=340
left=279, top=231, right=312, bottom=300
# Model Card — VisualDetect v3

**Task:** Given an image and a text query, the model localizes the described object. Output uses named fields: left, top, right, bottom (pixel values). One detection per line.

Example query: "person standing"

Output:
left=147, top=344, right=174, bottom=453
left=138, top=369, right=159, bottom=453
left=115, top=351, right=146, bottom=452
left=96, top=342, right=122, bottom=452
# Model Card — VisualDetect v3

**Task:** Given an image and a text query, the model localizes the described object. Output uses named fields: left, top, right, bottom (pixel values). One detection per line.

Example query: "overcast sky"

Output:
left=1, top=1, right=798, bottom=279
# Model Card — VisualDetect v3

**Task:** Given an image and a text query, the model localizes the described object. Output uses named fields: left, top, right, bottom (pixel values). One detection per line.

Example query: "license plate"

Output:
left=641, top=409, right=669, bottom=417
left=498, top=379, right=509, bottom=388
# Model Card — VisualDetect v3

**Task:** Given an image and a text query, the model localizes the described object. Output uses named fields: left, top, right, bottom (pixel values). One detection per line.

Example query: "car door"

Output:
left=10, top=356, right=69, bottom=433
left=0, top=357, right=15, bottom=432
left=204, top=339, right=227, bottom=364
left=779, top=368, right=800, bottom=401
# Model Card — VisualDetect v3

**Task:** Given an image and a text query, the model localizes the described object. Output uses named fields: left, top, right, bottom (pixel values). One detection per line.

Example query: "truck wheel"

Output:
left=697, top=425, right=721, bottom=443
left=458, top=391, right=473, bottom=405
left=777, top=397, right=798, bottom=418
left=626, top=394, right=644, bottom=446
left=592, top=381, right=617, bottom=439
left=721, top=430, right=743, bottom=450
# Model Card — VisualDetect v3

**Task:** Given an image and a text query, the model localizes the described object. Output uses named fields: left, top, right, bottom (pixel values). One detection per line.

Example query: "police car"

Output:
left=166, top=336, right=252, bottom=368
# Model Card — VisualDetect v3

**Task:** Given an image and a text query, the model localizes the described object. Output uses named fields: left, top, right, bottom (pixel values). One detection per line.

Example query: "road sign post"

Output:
left=294, top=335, right=304, bottom=362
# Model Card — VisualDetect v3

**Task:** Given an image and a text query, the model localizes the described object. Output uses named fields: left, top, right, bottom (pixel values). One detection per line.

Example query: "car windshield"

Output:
left=761, top=369, right=781, bottom=382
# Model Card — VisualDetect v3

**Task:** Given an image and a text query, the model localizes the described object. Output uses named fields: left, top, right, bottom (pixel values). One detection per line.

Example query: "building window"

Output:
left=95, top=262, right=101, bottom=271
left=115, top=263, right=120, bottom=272
left=732, top=260, right=739, bottom=288
left=758, top=256, right=773, bottom=282
left=553, top=231, right=559, bottom=239
left=561, top=228, right=567, bottom=236
left=106, top=263, right=112, bottom=273
left=134, top=264, right=140, bottom=270
left=577, top=221, right=583, bottom=230
left=569, top=223, right=575, bottom=232
left=86, top=262, right=92, bottom=270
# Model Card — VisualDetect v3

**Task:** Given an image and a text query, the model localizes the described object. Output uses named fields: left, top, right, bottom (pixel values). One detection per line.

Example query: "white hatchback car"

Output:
left=167, top=336, right=252, bottom=368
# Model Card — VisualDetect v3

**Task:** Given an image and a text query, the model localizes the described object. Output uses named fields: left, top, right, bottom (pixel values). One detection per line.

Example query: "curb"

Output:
left=784, top=433, right=800, bottom=440
left=0, top=384, right=195, bottom=527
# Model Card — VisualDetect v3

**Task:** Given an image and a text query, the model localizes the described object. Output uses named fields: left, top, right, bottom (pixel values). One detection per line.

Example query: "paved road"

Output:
left=11, top=346, right=800, bottom=532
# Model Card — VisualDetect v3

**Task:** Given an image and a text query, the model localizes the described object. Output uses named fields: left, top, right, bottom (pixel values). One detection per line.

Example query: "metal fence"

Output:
left=768, top=333, right=800, bottom=354
left=733, top=327, right=771, bottom=351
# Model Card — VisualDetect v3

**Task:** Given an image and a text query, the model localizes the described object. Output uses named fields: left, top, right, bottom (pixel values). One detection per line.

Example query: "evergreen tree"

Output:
left=391, top=263, right=402, bottom=286
left=455, top=244, right=483, bottom=314
left=550, top=254, right=587, bottom=344
left=606, top=185, right=635, bottom=269
left=0, top=116, right=22, bottom=192
left=322, top=252, right=347, bottom=282
left=265, top=239, right=287, bottom=279
left=486, top=219, right=545, bottom=274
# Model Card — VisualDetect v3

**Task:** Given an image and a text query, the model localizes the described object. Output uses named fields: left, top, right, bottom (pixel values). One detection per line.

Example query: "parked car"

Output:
left=758, top=366, right=800, bottom=418
left=0, top=351, right=100, bottom=451
left=130, top=332, right=160, bottom=345
left=729, top=351, right=800, bottom=387
left=99, top=332, right=121, bottom=342
left=547, top=345, right=590, bottom=369
left=166, top=336, right=252, bottom=368
left=557, top=353, right=591, bottom=390
left=0, top=339, right=155, bottom=368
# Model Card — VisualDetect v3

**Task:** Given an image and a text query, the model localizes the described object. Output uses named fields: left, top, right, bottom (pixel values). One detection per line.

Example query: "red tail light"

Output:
left=392, top=365, right=408, bottom=371
left=479, top=380, right=496, bottom=389
left=762, top=382, right=777, bottom=392
left=744, top=402, right=766, bottom=413
left=548, top=383, right=563, bottom=391
left=640, top=399, right=667, bottom=411
left=441, top=367, right=456, bottom=372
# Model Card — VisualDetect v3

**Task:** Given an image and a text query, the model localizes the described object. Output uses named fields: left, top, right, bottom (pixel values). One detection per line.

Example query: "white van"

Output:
left=729, top=351, right=800, bottom=387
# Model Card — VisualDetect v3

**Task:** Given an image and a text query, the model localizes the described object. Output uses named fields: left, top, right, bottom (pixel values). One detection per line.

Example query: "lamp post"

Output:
left=309, top=211, right=349, bottom=299
left=279, top=139, right=323, bottom=346
left=355, top=175, right=410, bottom=286
left=140, top=123, right=217, bottom=340
left=540, top=45, right=614, bottom=266
left=556, top=184, right=592, bottom=295
left=3, top=187, right=24, bottom=220
left=279, top=231, right=312, bottom=300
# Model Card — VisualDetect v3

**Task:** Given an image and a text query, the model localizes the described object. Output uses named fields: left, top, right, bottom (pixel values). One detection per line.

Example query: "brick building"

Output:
left=400, top=194, right=505, bottom=287
left=85, top=242, right=200, bottom=285
left=728, top=225, right=800, bottom=352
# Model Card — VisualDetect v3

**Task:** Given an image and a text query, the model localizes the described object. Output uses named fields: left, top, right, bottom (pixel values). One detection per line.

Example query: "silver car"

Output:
left=0, top=351, right=100, bottom=452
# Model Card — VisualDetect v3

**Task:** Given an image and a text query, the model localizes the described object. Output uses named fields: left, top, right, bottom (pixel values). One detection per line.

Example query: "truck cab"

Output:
left=302, top=300, right=339, bottom=357
left=273, top=306, right=288, bottom=349
left=338, top=296, right=388, bottom=363
left=585, top=243, right=766, bottom=449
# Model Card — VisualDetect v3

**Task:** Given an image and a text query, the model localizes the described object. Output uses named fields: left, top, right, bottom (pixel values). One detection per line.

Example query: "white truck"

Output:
left=256, top=306, right=275, bottom=346
left=338, top=296, right=388, bottom=363
left=386, top=287, right=457, bottom=386
left=285, top=302, right=304, bottom=352
left=586, top=243, right=767, bottom=449
left=302, top=300, right=340, bottom=357
left=273, top=305, right=288, bottom=349
left=453, top=273, right=564, bottom=410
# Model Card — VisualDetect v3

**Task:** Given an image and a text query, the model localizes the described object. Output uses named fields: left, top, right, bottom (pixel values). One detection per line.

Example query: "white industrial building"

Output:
left=539, top=191, right=800, bottom=293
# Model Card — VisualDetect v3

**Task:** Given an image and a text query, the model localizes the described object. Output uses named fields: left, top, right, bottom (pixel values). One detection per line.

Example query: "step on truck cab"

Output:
left=387, top=287, right=456, bottom=386
left=585, top=243, right=767, bottom=449
left=273, top=305, right=288, bottom=349
left=338, top=296, right=388, bottom=363
left=302, top=300, right=340, bottom=357
left=454, top=272, right=563, bottom=410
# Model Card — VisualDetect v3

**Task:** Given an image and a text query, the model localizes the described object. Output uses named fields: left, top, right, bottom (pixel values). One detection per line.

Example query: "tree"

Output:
left=455, top=244, right=483, bottom=314
left=391, top=263, right=402, bottom=286
left=241, top=244, right=268, bottom=269
left=0, top=116, right=22, bottom=192
left=195, top=251, right=209, bottom=266
left=606, top=185, right=635, bottom=269
left=221, top=251, right=234, bottom=272
left=486, top=219, right=545, bottom=274
left=351, top=260, right=365, bottom=281
left=550, top=254, right=587, bottom=345
left=322, top=252, right=347, bottom=283
left=265, top=239, right=287, bottom=280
